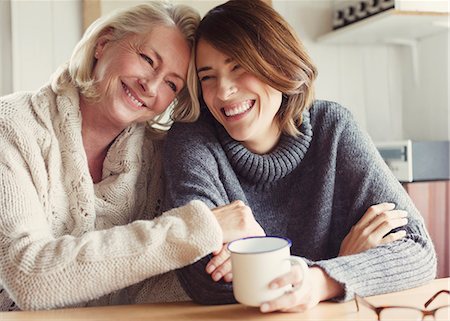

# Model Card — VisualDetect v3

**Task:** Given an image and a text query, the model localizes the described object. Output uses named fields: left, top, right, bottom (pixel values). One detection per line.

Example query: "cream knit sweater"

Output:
left=0, top=83, right=223, bottom=311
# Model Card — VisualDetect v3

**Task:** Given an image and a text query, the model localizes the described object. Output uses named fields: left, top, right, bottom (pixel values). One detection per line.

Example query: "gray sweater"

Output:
left=163, top=100, right=436, bottom=304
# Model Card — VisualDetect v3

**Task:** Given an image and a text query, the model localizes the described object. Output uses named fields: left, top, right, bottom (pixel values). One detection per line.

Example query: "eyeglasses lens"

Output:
left=379, top=308, right=422, bottom=321
left=435, top=306, right=450, bottom=321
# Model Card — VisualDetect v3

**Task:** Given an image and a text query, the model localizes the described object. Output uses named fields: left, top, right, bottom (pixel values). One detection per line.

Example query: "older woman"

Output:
left=0, top=2, right=263, bottom=311
left=164, top=0, right=436, bottom=313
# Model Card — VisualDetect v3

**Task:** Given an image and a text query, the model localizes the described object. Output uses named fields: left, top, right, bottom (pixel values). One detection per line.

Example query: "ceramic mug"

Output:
left=227, top=236, right=309, bottom=307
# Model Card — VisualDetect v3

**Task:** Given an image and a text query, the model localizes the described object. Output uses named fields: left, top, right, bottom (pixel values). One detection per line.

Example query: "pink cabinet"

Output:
left=404, top=181, right=449, bottom=278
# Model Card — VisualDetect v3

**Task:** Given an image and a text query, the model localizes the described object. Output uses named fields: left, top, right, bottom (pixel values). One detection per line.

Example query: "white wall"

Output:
left=401, top=32, right=449, bottom=141
left=5, top=0, right=449, bottom=142
left=0, top=0, right=12, bottom=96
left=10, top=0, right=82, bottom=93
left=274, top=0, right=449, bottom=142
left=101, top=0, right=224, bottom=17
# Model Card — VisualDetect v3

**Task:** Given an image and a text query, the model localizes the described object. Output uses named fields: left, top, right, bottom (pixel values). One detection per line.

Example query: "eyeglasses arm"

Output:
left=424, top=289, right=450, bottom=308
left=355, top=294, right=377, bottom=312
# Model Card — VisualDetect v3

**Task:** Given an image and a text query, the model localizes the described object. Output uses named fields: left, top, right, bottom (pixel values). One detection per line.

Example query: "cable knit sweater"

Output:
left=163, top=101, right=437, bottom=304
left=0, top=83, right=223, bottom=311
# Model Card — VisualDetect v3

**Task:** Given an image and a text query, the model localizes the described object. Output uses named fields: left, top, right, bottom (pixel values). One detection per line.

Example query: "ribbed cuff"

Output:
left=312, top=237, right=436, bottom=302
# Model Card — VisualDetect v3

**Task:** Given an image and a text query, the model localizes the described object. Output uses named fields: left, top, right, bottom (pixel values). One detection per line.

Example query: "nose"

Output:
left=217, top=77, right=237, bottom=101
left=138, top=77, right=159, bottom=97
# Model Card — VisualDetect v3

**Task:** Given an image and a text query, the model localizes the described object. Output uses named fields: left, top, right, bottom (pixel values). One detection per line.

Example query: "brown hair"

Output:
left=191, top=0, right=317, bottom=136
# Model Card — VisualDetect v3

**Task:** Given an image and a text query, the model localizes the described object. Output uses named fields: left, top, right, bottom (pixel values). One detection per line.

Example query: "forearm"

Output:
left=313, top=234, right=436, bottom=301
left=109, top=270, right=191, bottom=305
left=309, top=267, right=344, bottom=301
left=1, top=201, right=222, bottom=310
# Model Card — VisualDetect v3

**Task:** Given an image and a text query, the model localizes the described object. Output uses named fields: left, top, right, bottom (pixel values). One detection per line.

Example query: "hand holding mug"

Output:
left=227, top=236, right=309, bottom=309
left=259, top=265, right=343, bottom=313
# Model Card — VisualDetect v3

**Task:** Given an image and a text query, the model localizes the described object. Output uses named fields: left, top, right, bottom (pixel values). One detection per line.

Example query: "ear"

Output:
left=94, top=35, right=110, bottom=59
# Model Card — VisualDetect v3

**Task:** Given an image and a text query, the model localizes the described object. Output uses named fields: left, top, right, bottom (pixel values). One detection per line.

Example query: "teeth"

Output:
left=123, top=84, right=143, bottom=107
left=224, top=101, right=252, bottom=117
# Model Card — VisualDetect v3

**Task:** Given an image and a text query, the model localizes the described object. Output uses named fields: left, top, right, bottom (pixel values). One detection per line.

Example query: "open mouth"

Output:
left=122, top=82, right=147, bottom=108
left=221, top=100, right=255, bottom=118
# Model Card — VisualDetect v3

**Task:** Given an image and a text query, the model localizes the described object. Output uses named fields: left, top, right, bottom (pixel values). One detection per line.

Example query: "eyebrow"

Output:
left=152, top=49, right=186, bottom=85
left=197, top=57, right=233, bottom=74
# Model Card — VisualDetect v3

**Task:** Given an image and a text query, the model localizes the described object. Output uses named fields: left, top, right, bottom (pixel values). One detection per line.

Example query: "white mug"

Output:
left=227, top=236, right=309, bottom=307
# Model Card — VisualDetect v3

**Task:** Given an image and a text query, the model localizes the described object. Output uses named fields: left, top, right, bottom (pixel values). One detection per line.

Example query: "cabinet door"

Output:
left=404, top=181, right=449, bottom=278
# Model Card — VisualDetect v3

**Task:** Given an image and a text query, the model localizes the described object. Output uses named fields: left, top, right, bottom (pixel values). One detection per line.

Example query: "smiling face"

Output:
left=196, top=39, right=283, bottom=154
left=92, top=25, right=190, bottom=130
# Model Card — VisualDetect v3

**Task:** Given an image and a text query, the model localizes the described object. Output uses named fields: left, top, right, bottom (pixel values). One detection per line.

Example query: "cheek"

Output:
left=269, top=91, right=282, bottom=110
left=200, top=86, right=215, bottom=108
left=200, top=88, right=221, bottom=118
left=262, top=87, right=282, bottom=113
left=156, top=90, right=176, bottom=113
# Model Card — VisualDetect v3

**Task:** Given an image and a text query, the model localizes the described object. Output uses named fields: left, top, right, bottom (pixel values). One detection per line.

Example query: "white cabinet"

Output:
left=316, top=1, right=449, bottom=84
left=318, top=8, right=449, bottom=45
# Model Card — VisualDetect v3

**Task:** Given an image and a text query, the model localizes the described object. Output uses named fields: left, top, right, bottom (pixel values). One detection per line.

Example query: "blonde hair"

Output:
left=190, top=0, right=317, bottom=136
left=52, top=2, right=200, bottom=126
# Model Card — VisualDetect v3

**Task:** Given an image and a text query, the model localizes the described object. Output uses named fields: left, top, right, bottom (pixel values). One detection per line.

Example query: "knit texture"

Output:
left=0, top=83, right=223, bottom=311
left=163, top=100, right=437, bottom=305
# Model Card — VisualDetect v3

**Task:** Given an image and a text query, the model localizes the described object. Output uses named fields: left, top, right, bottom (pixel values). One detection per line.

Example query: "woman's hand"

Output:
left=211, top=200, right=265, bottom=243
left=259, top=266, right=343, bottom=313
left=339, top=203, right=408, bottom=256
left=206, top=244, right=233, bottom=282
left=209, top=200, right=265, bottom=282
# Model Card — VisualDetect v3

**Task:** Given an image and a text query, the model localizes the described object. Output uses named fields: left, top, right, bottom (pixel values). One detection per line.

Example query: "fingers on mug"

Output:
left=228, top=236, right=308, bottom=307
left=285, top=256, right=309, bottom=292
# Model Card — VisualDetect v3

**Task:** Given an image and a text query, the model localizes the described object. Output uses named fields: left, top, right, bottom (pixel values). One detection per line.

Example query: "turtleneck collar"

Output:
left=214, top=111, right=313, bottom=185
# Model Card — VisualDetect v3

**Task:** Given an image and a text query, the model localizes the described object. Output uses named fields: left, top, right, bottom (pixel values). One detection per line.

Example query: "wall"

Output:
left=3, top=0, right=449, bottom=143
left=274, top=0, right=449, bottom=143
left=274, top=1, right=403, bottom=141
left=9, top=0, right=82, bottom=93
left=402, top=32, right=449, bottom=141
left=101, top=0, right=224, bottom=18
left=0, top=0, right=12, bottom=96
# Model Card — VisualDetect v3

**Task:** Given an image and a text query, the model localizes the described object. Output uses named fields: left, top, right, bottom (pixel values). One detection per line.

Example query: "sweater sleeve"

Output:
left=311, top=108, right=437, bottom=301
left=163, top=121, right=236, bottom=304
left=0, top=133, right=222, bottom=310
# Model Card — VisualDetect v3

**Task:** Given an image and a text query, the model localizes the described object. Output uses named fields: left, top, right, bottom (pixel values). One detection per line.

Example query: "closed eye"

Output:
left=140, top=53, right=154, bottom=67
left=167, top=81, right=177, bottom=93
left=199, top=75, right=213, bottom=82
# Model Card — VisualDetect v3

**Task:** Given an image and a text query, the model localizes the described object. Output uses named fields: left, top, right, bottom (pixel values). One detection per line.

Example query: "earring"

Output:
left=95, top=51, right=99, bottom=59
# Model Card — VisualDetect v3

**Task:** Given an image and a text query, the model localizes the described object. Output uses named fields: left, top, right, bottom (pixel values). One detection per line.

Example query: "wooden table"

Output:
left=1, top=278, right=448, bottom=321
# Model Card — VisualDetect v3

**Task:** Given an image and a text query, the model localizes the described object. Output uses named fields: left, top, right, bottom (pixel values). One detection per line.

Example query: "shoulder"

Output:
left=163, top=110, right=223, bottom=163
left=308, top=100, right=354, bottom=127
left=0, top=91, right=34, bottom=122
left=0, top=85, right=56, bottom=125
left=305, top=100, right=375, bottom=161
left=307, top=100, right=362, bottom=141
left=166, top=110, right=218, bottom=146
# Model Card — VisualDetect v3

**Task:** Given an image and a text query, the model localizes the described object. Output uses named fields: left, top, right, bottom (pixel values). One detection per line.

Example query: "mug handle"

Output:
left=286, top=256, right=309, bottom=293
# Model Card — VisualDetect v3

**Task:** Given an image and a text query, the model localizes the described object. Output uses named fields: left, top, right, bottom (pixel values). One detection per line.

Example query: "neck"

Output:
left=242, top=122, right=282, bottom=154
left=80, top=96, right=125, bottom=183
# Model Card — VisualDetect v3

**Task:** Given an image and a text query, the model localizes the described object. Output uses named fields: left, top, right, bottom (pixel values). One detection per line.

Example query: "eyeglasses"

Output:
left=355, top=290, right=450, bottom=321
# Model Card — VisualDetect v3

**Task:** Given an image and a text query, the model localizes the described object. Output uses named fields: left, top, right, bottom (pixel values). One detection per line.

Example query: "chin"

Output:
left=228, top=131, right=251, bottom=144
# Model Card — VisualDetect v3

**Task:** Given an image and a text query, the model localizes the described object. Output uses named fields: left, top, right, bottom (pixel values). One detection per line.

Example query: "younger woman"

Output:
left=164, top=0, right=436, bottom=313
